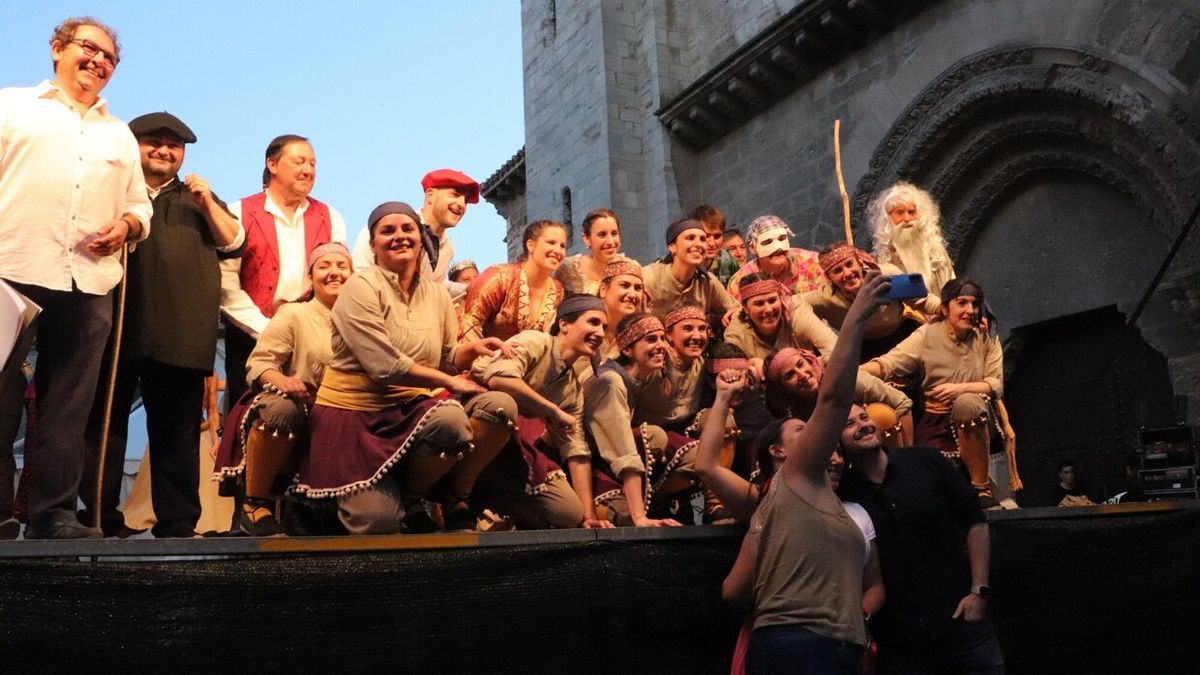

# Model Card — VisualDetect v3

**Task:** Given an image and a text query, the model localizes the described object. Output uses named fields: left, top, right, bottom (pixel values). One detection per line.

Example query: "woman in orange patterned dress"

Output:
left=460, top=220, right=567, bottom=341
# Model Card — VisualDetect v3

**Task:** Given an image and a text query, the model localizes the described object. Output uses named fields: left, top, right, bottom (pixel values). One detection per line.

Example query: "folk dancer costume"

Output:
left=726, top=215, right=824, bottom=299
left=555, top=252, right=629, bottom=296
left=801, top=245, right=941, bottom=361
left=459, top=262, right=563, bottom=342
left=867, top=281, right=1020, bottom=502
left=295, top=222, right=513, bottom=535
left=723, top=281, right=838, bottom=361
left=83, top=112, right=245, bottom=538
left=0, top=80, right=152, bottom=537
left=765, top=347, right=912, bottom=445
left=598, top=259, right=651, bottom=360
left=625, top=306, right=716, bottom=520
left=641, top=219, right=739, bottom=329
left=213, top=243, right=349, bottom=535
left=468, top=299, right=614, bottom=529
left=219, top=190, right=347, bottom=408
left=583, top=315, right=672, bottom=524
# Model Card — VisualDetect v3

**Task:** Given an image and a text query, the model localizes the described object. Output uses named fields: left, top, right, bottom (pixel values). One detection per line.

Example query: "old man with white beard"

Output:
left=868, top=181, right=956, bottom=296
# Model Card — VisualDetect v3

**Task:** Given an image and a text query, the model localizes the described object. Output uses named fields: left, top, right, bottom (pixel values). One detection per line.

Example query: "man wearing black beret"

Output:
left=79, top=111, right=244, bottom=537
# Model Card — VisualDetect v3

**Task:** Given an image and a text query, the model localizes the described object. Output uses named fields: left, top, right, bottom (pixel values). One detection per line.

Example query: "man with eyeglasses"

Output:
left=0, top=17, right=152, bottom=539
left=80, top=112, right=244, bottom=538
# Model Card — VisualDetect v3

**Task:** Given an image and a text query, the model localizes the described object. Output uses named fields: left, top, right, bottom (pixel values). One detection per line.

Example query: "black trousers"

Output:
left=0, top=361, right=25, bottom=520
left=4, top=281, right=112, bottom=531
left=81, top=355, right=204, bottom=537
left=223, top=320, right=255, bottom=415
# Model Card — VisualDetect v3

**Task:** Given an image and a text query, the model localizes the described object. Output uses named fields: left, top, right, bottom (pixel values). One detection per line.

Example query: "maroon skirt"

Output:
left=212, top=389, right=259, bottom=484
left=647, top=430, right=698, bottom=504
left=471, top=416, right=566, bottom=504
left=293, top=393, right=457, bottom=499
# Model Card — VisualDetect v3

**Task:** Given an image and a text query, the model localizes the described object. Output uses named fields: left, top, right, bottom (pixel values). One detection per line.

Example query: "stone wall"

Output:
left=518, top=0, right=1200, bottom=424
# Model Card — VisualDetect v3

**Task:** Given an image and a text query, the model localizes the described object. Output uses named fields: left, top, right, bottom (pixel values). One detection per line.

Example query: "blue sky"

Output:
left=3, top=1, right=525, bottom=268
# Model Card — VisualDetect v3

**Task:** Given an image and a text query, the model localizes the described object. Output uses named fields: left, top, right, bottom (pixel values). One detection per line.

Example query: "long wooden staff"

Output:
left=93, top=246, right=129, bottom=530
left=833, top=119, right=854, bottom=246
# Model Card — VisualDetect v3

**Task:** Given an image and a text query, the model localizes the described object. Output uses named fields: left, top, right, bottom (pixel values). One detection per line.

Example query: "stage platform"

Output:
left=1, top=502, right=1198, bottom=673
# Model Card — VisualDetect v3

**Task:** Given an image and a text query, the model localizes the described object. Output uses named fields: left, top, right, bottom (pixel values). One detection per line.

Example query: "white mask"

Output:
left=754, top=228, right=791, bottom=258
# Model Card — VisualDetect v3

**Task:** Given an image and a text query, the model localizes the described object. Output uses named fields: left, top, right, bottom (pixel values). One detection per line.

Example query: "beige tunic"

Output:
left=245, top=298, right=332, bottom=388
left=328, top=265, right=459, bottom=383
left=584, top=365, right=647, bottom=478
left=472, top=330, right=588, bottom=462
left=801, top=263, right=941, bottom=338
left=629, top=356, right=707, bottom=429
left=870, top=322, right=1004, bottom=402
left=724, top=296, right=838, bottom=361
left=642, top=260, right=738, bottom=325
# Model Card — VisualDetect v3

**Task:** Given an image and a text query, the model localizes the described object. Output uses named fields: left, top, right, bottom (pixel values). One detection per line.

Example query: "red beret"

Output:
left=420, top=168, right=480, bottom=204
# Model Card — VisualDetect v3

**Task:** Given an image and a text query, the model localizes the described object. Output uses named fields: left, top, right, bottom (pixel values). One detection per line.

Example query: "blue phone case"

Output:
left=886, top=274, right=928, bottom=301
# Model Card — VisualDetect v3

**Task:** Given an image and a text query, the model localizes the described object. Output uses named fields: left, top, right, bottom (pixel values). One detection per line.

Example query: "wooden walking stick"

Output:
left=93, top=246, right=129, bottom=530
left=833, top=119, right=854, bottom=247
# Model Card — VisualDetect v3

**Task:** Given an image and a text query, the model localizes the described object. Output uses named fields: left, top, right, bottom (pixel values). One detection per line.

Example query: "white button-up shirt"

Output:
left=0, top=81, right=152, bottom=294
left=219, top=193, right=346, bottom=336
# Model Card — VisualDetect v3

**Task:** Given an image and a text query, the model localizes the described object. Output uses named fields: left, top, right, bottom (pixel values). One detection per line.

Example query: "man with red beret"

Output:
left=352, top=168, right=479, bottom=295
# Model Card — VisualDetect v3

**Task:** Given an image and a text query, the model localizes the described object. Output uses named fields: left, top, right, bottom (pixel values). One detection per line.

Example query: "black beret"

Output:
left=128, top=112, right=197, bottom=143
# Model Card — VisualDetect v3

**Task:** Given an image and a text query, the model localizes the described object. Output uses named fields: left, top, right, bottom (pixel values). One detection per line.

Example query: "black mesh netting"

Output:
left=0, top=538, right=743, bottom=672
left=2, top=511, right=1199, bottom=673
left=990, top=510, right=1200, bottom=674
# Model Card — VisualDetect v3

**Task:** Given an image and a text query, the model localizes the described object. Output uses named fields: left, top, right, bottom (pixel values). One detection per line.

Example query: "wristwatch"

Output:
left=971, top=585, right=991, bottom=599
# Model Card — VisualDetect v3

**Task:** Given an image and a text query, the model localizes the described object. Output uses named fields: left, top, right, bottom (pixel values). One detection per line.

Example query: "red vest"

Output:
left=238, top=191, right=332, bottom=317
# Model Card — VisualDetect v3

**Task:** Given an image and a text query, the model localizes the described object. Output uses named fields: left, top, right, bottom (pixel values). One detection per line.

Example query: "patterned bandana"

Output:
left=738, top=279, right=785, bottom=302
left=663, top=305, right=706, bottom=329
left=766, top=347, right=824, bottom=387
left=601, top=259, right=643, bottom=283
left=709, top=357, right=749, bottom=375
left=818, top=245, right=876, bottom=274
left=306, top=242, right=352, bottom=271
left=616, top=315, right=664, bottom=351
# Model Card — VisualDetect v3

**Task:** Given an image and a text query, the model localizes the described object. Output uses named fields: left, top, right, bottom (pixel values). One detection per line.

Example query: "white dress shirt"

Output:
left=0, top=81, right=152, bottom=294
left=219, top=193, right=346, bottom=336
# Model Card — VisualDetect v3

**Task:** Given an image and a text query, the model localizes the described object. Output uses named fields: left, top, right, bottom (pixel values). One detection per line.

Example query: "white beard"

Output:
left=891, top=224, right=934, bottom=284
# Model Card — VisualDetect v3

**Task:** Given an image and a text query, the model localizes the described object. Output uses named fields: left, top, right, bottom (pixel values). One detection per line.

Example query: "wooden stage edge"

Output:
left=1, top=498, right=1196, bottom=561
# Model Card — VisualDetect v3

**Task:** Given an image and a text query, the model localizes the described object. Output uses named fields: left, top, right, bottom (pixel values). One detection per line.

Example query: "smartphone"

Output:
left=886, top=273, right=928, bottom=301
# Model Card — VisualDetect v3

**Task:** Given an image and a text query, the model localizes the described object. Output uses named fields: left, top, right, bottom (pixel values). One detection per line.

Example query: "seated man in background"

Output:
left=1051, top=460, right=1094, bottom=507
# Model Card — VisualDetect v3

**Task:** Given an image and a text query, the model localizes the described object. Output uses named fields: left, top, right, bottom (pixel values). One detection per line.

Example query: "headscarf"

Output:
left=766, top=347, right=825, bottom=388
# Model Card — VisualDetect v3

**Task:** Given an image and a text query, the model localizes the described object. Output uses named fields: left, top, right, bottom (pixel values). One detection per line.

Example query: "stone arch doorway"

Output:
left=852, top=42, right=1200, bottom=490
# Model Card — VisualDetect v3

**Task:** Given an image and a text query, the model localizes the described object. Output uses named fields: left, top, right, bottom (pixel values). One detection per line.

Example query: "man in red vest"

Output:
left=219, top=134, right=346, bottom=409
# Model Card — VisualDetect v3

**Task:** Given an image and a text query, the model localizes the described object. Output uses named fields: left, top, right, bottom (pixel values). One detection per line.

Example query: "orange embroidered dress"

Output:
left=459, top=262, right=563, bottom=341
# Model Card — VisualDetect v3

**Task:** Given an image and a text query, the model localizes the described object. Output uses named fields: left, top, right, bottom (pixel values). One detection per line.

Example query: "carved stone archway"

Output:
left=851, top=43, right=1200, bottom=266
left=853, top=43, right=1200, bottom=484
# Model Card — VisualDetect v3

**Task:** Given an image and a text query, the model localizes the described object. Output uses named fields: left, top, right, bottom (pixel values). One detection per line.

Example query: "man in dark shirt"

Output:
left=838, top=403, right=1004, bottom=674
left=80, top=112, right=244, bottom=537
left=1050, top=459, right=1094, bottom=506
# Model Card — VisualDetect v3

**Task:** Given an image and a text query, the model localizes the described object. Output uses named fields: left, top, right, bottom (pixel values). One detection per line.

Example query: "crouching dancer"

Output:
left=584, top=312, right=682, bottom=527
left=214, top=242, right=351, bottom=536
left=294, top=202, right=512, bottom=534
left=861, top=277, right=1019, bottom=506
left=469, top=295, right=611, bottom=529
left=764, top=346, right=913, bottom=447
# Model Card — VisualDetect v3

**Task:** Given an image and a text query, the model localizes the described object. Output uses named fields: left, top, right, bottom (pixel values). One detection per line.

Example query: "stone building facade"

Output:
left=485, top=0, right=1200, bottom=497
